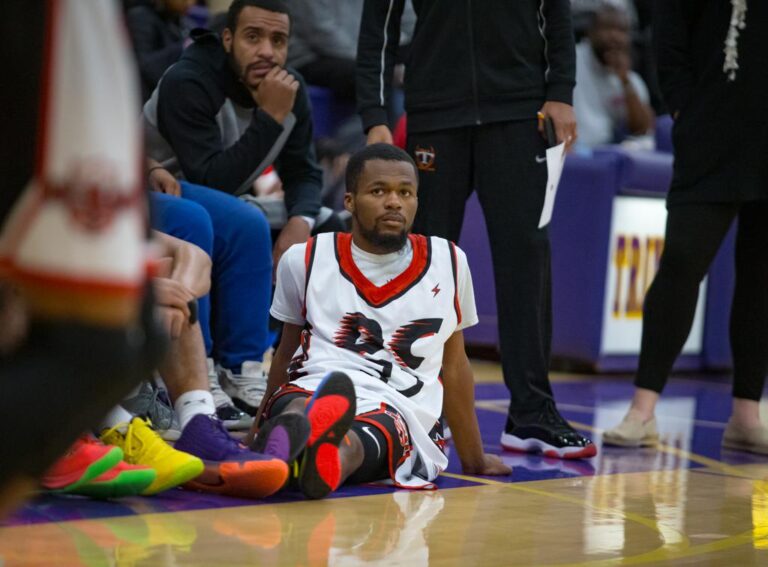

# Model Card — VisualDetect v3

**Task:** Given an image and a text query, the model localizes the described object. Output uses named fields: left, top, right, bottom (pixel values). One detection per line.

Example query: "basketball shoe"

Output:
left=174, top=414, right=288, bottom=499
left=71, top=460, right=157, bottom=499
left=218, top=360, right=267, bottom=416
left=207, top=358, right=252, bottom=430
left=500, top=402, right=597, bottom=459
left=298, top=372, right=357, bottom=500
left=41, top=435, right=124, bottom=493
left=251, top=412, right=311, bottom=467
left=100, top=417, right=204, bottom=495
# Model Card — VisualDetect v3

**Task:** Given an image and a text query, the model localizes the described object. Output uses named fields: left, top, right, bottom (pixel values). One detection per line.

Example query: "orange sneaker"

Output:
left=41, top=435, right=123, bottom=493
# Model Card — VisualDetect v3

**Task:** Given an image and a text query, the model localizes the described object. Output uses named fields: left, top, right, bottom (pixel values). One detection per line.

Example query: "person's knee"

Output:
left=152, top=194, right=214, bottom=254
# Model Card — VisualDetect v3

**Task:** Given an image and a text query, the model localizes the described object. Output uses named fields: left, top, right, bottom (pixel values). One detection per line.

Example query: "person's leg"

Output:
left=632, top=203, right=738, bottom=413
left=473, top=120, right=555, bottom=421
left=407, top=127, right=474, bottom=242
left=725, top=200, right=768, bottom=443
left=180, top=183, right=273, bottom=371
left=605, top=202, right=738, bottom=446
left=150, top=192, right=214, bottom=356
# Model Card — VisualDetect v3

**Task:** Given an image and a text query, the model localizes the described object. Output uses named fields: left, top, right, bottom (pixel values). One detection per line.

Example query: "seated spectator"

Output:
left=148, top=164, right=273, bottom=426
left=247, top=145, right=511, bottom=499
left=573, top=3, right=654, bottom=147
left=126, top=0, right=197, bottom=102
left=143, top=0, right=323, bottom=270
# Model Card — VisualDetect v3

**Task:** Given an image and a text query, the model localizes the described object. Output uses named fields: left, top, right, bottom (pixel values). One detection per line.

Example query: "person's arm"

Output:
left=126, top=7, right=184, bottom=91
left=539, top=0, right=578, bottom=149
left=653, top=0, right=694, bottom=117
left=245, top=322, right=304, bottom=444
left=356, top=0, right=406, bottom=143
left=156, top=71, right=285, bottom=193
left=152, top=231, right=211, bottom=299
left=602, top=50, right=655, bottom=135
left=441, top=331, right=511, bottom=476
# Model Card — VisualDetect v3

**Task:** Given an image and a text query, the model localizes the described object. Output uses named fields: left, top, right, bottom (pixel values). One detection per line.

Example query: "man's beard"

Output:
left=357, top=218, right=409, bottom=253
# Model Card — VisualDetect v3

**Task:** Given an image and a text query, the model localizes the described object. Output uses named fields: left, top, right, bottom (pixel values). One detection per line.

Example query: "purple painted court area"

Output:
left=6, top=373, right=763, bottom=526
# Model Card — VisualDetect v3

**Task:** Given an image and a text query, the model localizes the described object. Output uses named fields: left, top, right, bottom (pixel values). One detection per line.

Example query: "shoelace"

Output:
left=104, top=419, right=164, bottom=463
left=124, top=382, right=175, bottom=430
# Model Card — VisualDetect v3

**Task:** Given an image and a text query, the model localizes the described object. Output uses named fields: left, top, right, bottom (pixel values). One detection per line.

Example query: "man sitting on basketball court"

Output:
left=247, top=144, right=511, bottom=499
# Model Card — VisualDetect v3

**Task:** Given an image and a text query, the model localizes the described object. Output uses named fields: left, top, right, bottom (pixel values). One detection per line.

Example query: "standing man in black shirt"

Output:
left=357, top=0, right=595, bottom=459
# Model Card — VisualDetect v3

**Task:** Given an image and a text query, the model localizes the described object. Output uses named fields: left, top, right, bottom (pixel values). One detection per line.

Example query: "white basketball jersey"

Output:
left=289, top=232, right=466, bottom=487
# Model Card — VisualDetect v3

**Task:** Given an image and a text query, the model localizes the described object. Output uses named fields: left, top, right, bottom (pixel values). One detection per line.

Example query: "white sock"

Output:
left=99, top=405, right=135, bottom=433
left=174, top=390, right=216, bottom=430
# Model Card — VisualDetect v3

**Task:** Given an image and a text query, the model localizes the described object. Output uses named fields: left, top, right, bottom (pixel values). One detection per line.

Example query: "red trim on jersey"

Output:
left=448, top=242, right=462, bottom=325
left=5, top=266, right=143, bottom=296
left=335, top=233, right=432, bottom=307
left=302, top=237, right=317, bottom=319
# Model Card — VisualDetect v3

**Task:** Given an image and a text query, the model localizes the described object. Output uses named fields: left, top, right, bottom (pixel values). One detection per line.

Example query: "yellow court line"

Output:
left=475, top=400, right=761, bottom=480
left=440, top=472, right=691, bottom=558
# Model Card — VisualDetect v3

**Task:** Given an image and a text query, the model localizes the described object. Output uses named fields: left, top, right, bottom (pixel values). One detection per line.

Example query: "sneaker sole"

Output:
left=500, top=432, right=597, bottom=459
left=221, top=415, right=254, bottom=431
left=73, top=469, right=157, bottom=499
left=142, top=457, right=205, bottom=495
left=251, top=412, right=311, bottom=465
left=299, top=372, right=356, bottom=500
left=51, top=447, right=125, bottom=493
left=602, top=433, right=659, bottom=448
left=184, top=459, right=289, bottom=499
left=230, top=397, right=260, bottom=417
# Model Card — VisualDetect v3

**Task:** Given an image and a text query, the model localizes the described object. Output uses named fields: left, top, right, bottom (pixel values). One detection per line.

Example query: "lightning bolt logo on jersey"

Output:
left=288, top=232, right=464, bottom=488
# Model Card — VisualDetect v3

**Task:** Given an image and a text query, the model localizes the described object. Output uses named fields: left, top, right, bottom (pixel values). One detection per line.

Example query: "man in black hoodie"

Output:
left=144, top=0, right=322, bottom=268
left=357, top=0, right=595, bottom=459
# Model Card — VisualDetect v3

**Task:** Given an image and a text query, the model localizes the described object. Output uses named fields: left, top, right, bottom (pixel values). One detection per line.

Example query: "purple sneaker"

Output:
left=251, top=412, right=311, bottom=465
left=174, top=414, right=288, bottom=499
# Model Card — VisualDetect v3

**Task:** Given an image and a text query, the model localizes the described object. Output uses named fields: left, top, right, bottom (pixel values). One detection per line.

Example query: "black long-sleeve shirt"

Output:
left=654, top=0, right=767, bottom=203
left=356, top=0, right=575, bottom=133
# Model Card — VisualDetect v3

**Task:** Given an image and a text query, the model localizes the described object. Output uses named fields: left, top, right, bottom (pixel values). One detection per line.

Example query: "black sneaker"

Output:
left=500, top=403, right=597, bottom=459
left=250, top=412, right=311, bottom=466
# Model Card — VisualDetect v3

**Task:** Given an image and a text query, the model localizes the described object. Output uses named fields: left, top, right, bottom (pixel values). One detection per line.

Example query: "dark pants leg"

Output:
left=407, top=127, right=474, bottom=242
left=408, top=121, right=555, bottom=421
left=730, top=201, right=768, bottom=400
left=635, top=202, right=739, bottom=391
left=473, top=120, right=554, bottom=420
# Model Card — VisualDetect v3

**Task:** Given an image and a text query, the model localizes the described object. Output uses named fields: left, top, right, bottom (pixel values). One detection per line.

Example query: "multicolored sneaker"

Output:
left=100, top=417, right=204, bottom=495
left=299, top=372, right=357, bottom=500
left=251, top=412, right=311, bottom=466
left=41, top=435, right=124, bottom=493
left=174, top=414, right=288, bottom=499
left=70, top=461, right=157, bottom=499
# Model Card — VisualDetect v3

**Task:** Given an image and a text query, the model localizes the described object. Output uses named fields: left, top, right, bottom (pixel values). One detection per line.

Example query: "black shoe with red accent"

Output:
left=500, top=404, right=597, bottom=460
left=299, top=372, right=357, bottom=499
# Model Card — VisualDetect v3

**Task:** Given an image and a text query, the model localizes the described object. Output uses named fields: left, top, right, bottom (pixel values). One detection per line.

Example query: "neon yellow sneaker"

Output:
left=101, top=417, right=204, bottom=495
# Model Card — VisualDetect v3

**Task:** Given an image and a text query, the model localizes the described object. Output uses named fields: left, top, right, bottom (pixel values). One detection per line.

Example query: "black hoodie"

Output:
left=356, top=0, right=576, bottom=133
left=143, top=30, right=322, bottom=219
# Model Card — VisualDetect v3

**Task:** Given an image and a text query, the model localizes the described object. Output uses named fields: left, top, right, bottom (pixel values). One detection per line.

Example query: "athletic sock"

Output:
left=99, top=405, right=135, bottom=432
left=174, top=390, right=216, bottom=430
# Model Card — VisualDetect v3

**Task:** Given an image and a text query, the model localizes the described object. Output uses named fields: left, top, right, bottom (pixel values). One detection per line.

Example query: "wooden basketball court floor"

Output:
left=2, top=360, right=768, bottom=566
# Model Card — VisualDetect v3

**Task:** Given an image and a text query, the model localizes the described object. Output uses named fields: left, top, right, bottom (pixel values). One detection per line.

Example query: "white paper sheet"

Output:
left=538, top=142, right=566, bottom=228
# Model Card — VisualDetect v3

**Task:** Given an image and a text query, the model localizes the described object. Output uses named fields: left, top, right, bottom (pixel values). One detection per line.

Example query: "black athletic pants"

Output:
left=636, top=200, right=768, bottom=400
left=407, top=119, right=554, bottom=421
